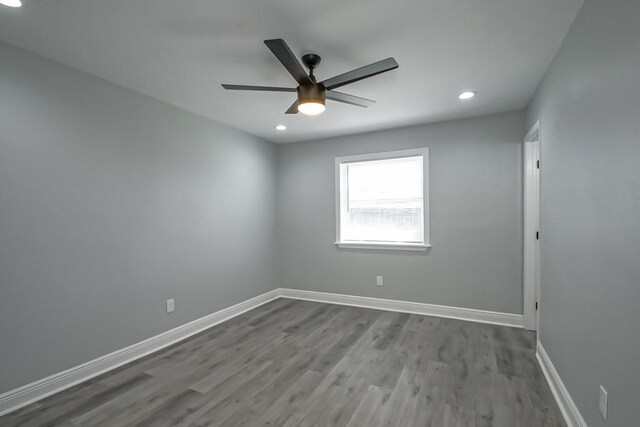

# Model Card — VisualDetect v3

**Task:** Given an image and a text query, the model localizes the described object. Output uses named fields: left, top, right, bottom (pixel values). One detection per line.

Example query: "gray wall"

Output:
left=0, top=42, right=277, bottom=393
left=277, top=111, right=525, bottom=314
left=526, top=0, right=640, bottom=425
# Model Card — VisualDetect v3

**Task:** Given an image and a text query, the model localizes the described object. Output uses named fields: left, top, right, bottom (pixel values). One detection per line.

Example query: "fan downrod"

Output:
left=301, top=54, right=322, bottom=76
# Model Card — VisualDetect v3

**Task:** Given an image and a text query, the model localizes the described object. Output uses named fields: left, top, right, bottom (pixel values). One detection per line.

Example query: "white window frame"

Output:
left=334, top=148, right=430, bottom=251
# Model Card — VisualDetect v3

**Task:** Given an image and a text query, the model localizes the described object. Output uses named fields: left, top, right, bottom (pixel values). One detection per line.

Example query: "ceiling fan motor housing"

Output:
left=297, top=83, right=326, bottom=106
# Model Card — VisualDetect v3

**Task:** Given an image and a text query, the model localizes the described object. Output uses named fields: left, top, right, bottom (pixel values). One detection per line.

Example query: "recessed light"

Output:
left=274, top=124, right=287, bottom=131
left=459, top=91, right=477, bottom=100
left=0, top=0, right=22, bottom=7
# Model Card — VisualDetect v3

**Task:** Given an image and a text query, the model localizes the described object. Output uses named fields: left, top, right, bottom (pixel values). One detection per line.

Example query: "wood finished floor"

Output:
left=1, top=298, right=565, bottom=426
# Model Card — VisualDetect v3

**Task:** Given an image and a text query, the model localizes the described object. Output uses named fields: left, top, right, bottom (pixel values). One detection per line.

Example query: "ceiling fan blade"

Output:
left=321, top=57, right=399, bottom=90
left=221, top=84, right=296, bottom=92
left=326, top=91, right=375, bottom=108
left=285, top=101, right=299, bottom=114
left=264, top=39, right=314, bottom=87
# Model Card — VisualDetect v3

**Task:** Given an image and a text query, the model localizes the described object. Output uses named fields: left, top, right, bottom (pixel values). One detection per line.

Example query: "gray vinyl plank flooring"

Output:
left=1, top=298, right=565, bottom=426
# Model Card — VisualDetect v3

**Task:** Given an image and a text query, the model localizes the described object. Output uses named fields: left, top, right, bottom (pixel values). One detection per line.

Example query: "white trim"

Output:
left=0, top=289, right=280, bottom=417
left=536, top=341, right=587, bottom=427
left=334, top=242, right=431, bottom=251
left=335, top=148, right=429, bottom=164
left=278, top=288, right=523, bottom=328
left=0, top=287, right=526, bottom=417
left=524, top=120, right=541, bottom=143
left=523, top=120, right=541, bottom=331
left=335, top=148, right=430, bottom=251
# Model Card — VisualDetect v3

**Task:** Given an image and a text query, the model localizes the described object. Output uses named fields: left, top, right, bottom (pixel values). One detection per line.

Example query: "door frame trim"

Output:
left=523, top=121, right=541, bottom=331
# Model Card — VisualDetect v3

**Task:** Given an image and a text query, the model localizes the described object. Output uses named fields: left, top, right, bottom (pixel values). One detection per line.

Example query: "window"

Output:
left=335, top=148, right=430, bottom=250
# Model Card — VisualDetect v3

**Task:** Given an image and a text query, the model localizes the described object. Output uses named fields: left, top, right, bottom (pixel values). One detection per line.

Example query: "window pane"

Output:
left=342, top=155, right=423, bottom=243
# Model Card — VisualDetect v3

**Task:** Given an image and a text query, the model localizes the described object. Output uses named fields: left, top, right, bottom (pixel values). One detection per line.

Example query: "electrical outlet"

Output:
left=166, top=299, right=175, bottom=313
left=376, top=276, right=384, bottom=287
left=599, top=385, right=608, bottom=419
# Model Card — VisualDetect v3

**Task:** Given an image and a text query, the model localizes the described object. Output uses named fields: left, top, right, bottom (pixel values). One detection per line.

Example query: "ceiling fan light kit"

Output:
left=296, top=54, right=325, bottom=116
left=297, top=100, right=325, bottom=116
left=222, top=39, right=398, bottom=116
left=296, top=84, right=325, bottom=116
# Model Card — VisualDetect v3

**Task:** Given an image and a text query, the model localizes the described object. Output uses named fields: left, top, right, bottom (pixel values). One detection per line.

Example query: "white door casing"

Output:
left=523, top=121, right=541, bottom=331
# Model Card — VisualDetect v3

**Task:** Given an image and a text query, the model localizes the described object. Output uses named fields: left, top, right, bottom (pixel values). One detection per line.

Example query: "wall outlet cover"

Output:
left=166, top=299, right=175, bottom=313
left=376, top=276, right=384, bottom=287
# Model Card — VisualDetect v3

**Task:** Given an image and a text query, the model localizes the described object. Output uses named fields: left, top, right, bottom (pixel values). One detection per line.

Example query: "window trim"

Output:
left=334, top=148, right=430, bottom=251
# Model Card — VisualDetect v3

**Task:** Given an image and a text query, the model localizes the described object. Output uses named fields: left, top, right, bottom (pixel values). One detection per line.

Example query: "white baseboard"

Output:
left=536, top=341, right=587, bottom=427
left=0, top=287, right=524, bottom=417
left=0, top=289, right=280, bottom=417
left=277, top=288, right=524, bottom=328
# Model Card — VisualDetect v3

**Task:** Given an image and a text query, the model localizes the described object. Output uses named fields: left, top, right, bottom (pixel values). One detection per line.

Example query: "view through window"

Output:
left=337, top=149, right=428, bottom=248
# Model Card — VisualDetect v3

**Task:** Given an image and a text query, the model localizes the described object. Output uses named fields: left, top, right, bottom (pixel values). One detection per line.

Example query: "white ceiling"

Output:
left=0, top=0, right=582, bottom=143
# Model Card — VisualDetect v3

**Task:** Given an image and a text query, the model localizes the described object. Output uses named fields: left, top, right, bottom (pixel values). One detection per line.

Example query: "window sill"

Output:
left=334, top=242, right=431, bottom=251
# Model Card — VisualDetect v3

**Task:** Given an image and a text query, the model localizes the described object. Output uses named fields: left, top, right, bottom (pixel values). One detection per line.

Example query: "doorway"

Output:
left=523, top=121, right=540, bottom=331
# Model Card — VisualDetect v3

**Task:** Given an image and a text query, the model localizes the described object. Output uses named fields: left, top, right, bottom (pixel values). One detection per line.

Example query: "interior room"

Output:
left=0, top=0, right=638, bottom=426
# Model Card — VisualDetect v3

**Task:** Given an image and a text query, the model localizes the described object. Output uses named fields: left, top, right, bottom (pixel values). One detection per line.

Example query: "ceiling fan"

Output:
left=222, top=39, right=399, bottom=116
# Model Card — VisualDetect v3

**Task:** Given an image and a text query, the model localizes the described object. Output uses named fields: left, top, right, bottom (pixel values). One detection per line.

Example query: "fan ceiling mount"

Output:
left=222, top=39, right=399, bottom=116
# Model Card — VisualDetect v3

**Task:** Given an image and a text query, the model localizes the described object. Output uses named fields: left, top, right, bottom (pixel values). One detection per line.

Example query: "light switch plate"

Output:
left=166, top=299, right=175, bottom=313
